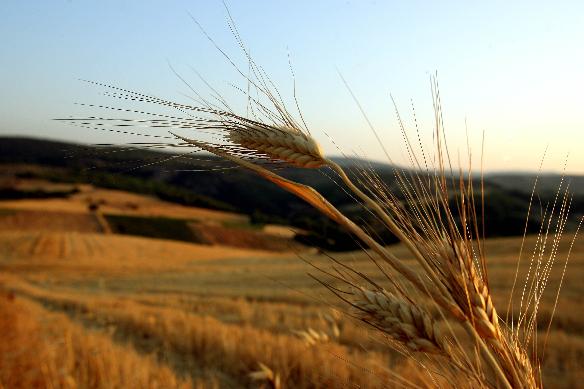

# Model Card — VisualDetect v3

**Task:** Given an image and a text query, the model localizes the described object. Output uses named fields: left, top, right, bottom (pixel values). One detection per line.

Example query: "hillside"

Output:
left=1, top=137, right=582, bottom=250
left=0, top=137, right=582, bottom=388
left=0, top=177, right=308, bottom=252
left=487, top=172, right=584, bottom=196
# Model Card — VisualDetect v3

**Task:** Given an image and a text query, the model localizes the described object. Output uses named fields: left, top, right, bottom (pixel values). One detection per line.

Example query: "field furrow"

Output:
left=0, top=188, right=582, bottom=388
left=3, top=278, right=410, bottom=389
left=0, top=292, right=198, bottom=389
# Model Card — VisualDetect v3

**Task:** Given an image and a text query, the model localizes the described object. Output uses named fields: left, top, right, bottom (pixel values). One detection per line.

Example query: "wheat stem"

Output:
left=325, top=159, right=452, bottom=301
left=177, top=133, right=515, bottom=388
left=326, top=159, right=512, bottom=388
left=463, top=321, right=512, bottom=389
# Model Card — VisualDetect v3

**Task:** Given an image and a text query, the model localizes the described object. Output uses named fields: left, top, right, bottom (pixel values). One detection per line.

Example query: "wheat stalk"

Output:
left=172, top=106, right=528, bottom=388
left=71, top=100, right=512, bottom=387
left=67, top=94, right=524, bottom=387
left=62, top=15, right=582, bottom=388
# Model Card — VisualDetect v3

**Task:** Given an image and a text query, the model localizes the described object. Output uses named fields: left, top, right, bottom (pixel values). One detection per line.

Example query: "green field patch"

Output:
left=0, top=208, right=17, bottom=217
left=0, top=187, right=79, bottom=200
left=221, top=220, right=263, bottom=230
left=105, top=214, right=202, bottom=244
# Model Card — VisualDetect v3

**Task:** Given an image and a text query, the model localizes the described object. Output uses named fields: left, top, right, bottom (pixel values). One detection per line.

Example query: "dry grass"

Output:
left=0, top=209, right=103, bottom=233
left=0, top=229, right=582, bottom=388
left=0, top=230, right=285, bottom=274
left=0, top=183, right=247, bottom=223
left=0, top=275, right=407, bottom=388
left=33, top=15, right=584, bottom=386
left=0, top=291, right=196, bottom=389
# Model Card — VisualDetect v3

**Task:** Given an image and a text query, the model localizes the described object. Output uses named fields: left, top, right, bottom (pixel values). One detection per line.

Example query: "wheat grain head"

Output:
left=352, top=287, right=449, bottom=355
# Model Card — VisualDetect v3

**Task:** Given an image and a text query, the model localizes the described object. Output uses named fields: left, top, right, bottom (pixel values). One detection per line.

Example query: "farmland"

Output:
left=0, top=180, right=583, bottom=388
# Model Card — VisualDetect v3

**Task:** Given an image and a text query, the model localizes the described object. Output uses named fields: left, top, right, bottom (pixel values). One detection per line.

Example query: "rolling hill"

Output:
left=1, top=136, right=582, bottom=250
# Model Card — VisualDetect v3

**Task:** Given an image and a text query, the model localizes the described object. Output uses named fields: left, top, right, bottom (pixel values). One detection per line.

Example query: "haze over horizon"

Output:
left=1, top=1, right=582, bottom=174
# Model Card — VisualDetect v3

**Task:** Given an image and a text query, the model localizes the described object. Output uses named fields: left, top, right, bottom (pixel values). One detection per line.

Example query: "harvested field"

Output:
left=0, top=209, right=103, bottom=232
left=0, top=185, right=248, bottom=223
left=1, top=230, right=583, bottom=388
left=0, top=181, right=306, bottom=251
left=1, top=180, right=582, bottom=388
left=0, top=291, right=198, bottom=389
left=0, top=231, right=286, bottom=278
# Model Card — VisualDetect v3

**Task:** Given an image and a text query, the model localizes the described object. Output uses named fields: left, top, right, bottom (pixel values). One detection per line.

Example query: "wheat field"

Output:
left=2, top=1, right=582, bottom=387
left=1, top=193, right=583, bottom=388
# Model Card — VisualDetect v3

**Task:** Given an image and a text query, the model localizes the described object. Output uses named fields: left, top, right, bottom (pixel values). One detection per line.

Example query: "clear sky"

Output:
left=1, top=1, right=583, bottom=173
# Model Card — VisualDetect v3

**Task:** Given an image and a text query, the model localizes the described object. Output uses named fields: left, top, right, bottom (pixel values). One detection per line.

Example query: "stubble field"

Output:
left=0, top=188, right=583, bottom=388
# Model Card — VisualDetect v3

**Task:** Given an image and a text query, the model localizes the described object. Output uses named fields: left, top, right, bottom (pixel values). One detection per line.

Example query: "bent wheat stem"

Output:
left=173, top=131, right=513, bottom=388
left=324, top=161, right=514, bottom=387
left=60, top=19, right=567, bottom=386
left=325, top=159, right=451, bottom=303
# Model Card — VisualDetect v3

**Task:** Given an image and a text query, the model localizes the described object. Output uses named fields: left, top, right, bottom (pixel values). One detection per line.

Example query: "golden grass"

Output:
left=1, top=231, right=582, bottom=388
left=0, top=276, right=408, bottom=388
left=0, top=184, right=247, bottom=223
left=0, top=210, right=102, bottom=233
left=0, top=292, right=196, bottom=389
left=0, top=230, right=287, bottom=276
left=46, top=12, right=584, bottom=385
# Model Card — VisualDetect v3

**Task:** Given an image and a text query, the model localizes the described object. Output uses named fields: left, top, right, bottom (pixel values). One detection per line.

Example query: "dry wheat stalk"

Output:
left=174, top=108, right=523, bottom=388
left=67, top=93, right=520, bottom=387
left=62, top=14, right=582, bottom=388
left=68, top=97, right=516, bottom=387
left=352, top=287, right=448, bottom=355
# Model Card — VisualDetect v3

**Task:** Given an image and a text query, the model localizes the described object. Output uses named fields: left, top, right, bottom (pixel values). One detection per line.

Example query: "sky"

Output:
left=0, top=0, right=583, bottom=173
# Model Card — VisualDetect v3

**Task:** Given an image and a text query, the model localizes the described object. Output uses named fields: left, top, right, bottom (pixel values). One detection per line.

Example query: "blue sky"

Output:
left=1, top=1, right=582, bottom=173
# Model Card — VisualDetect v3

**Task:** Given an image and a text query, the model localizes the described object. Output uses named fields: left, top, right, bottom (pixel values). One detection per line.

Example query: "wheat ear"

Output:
left=324, top=159, right=521, bottom=388
left=353, top=288, right=448, bottom=355
left=228, top=124, right=325, bottom=168
left=293, top=328, right=330, bottom=346
left=438, top=241, right=539, bottom=388
left=438, top=241, right=501, bottom=340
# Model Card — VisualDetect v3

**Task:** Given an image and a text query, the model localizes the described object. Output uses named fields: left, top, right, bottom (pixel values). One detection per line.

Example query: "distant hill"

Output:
left=1, top=137, right=582, bottom=249
left=486, top=173, right=584, bottom=197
